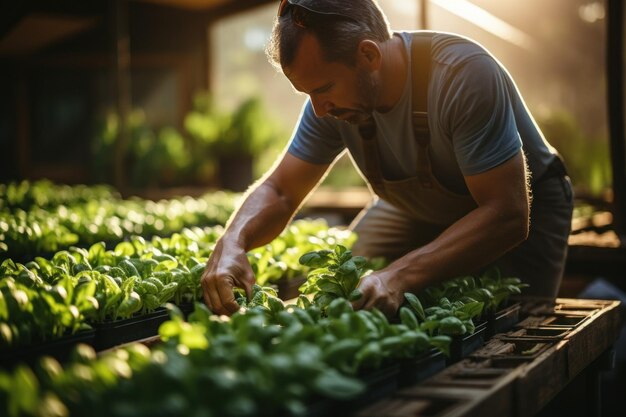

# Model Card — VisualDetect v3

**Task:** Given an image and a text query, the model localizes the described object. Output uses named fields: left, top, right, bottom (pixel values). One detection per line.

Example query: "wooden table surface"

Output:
left=354, top=298, right=623, bottom=417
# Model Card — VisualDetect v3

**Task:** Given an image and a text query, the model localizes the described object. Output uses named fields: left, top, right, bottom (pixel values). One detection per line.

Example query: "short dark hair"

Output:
left=266, top=0, right=392, bottom=71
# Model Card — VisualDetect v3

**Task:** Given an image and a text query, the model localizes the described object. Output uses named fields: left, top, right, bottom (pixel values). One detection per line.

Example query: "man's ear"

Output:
left=356, top=40, right=382, bottom=70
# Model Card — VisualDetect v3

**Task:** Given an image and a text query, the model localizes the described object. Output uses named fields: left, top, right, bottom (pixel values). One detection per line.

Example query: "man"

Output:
left=201, top=0, right=573, bottom=317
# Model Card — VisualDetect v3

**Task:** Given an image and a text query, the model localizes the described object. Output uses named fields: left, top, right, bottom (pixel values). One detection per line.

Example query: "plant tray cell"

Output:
left=486, top=303, right=521, bottom=338
left=0, top=330, right=96, bottom=370
left=488, top=339, right=552, bottom=366
left=93, top=308, right=170, bottom=351
left=505, top=327, right=571, bottom=340
left=448, top=322, right=487, bottom=365
left=539, top=314, right=588, bottom=328
left=398, top=349, right=447, bottom=388
left=437, top=367, right=510, bottom=388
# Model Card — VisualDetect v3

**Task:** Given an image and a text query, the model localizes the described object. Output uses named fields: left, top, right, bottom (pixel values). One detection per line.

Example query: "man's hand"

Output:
left=200, top=240, right=255, bottom=315
left=351, top=270, right=404, bottom=318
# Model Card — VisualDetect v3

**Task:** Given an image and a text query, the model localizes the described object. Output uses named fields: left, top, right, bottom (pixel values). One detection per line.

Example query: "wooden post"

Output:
left=16, top=75, right=30, bottom=179
left=607, top=0, right=626, bottom=238
left=419, top=0, right=429, bottom=30
left=111, top=0, right=131, bottom=192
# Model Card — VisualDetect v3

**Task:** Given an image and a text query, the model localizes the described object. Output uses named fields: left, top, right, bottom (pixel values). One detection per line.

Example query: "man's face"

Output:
left=284, top=33, right=378, bottom=124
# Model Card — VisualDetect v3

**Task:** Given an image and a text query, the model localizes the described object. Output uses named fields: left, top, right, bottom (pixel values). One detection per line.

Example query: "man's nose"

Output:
left=310, top=96, right=333, bottom=118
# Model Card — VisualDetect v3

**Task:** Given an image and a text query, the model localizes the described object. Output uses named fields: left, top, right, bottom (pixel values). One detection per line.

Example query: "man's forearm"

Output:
left=220, top=180, right=299, bottom=252
left=390, top=151, right=531, bottom=293
left=391, top=204, right=528, bottom=293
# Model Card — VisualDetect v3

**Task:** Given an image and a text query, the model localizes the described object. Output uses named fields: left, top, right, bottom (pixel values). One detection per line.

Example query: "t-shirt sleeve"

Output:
left=287, top=100, right=345, bottom=164
left=440, top=54, right=522, bottom=176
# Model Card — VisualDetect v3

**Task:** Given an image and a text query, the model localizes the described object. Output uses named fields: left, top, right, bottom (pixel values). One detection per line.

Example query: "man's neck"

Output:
left=376, top=34, right=408, bottom=113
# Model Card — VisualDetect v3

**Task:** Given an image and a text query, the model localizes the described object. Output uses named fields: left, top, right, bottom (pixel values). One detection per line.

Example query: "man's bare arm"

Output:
left=201, top=152, right=330, bottom=315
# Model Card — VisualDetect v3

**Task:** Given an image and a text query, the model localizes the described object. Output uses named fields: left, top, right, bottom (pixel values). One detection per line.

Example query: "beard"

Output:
left=328, top=68, right=379, bottom=125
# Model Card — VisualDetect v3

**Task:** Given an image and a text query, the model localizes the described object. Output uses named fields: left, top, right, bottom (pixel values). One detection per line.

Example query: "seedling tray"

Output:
left=516, top=313, right=588, bottom=329
left=307, top=364, right=400, bottom=417
left=486, top=302, right=521, bottom=338
left=398, top=349, right=447, bottom=388
left=0, top=329, right=96, bottom=369
left=92, top=308, right=170, bottom=350
left=502, top=326, right=571, bottom=340
left=426, top=358, right=512, bottom=388
left=488, top=339, right=552, bottom=368
left=448, top=322, right=487, bottom=364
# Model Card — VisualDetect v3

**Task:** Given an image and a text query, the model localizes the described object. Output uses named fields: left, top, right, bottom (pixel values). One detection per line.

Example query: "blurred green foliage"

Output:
left=537, top=110, right=611, bottom=197
left=92, top=93, right=286, bottom=188
left=185, top=94, right=281, bottom=156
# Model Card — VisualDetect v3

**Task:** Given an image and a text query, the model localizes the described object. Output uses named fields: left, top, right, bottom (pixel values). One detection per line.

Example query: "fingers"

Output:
left=200, top=249, right=255, bottom=316
left=351, top=274, right=399, bottom=318
left=351, top=275, right=373, bottom=311
left=241, top=276, right=254, bottom=300
left=201, top=273, right=213, bottom=312
left=201, top=270, right=223, bottom=314
left=216, top=279, right=240, bottom=315
left=201, top=271, right=236, bottom=316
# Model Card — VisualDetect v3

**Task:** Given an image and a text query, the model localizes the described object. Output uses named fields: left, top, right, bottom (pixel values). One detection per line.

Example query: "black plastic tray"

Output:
left=92, top=308, right=170, bottom=351
left=0, top=329, right=96, bottom=369
left=448, top=322, right=487, bottom=364
left=306, top=364, right=400, bottom=417
left=486, top=302, right=521, bottom=338
left=397, top=349, right=447, bottom=388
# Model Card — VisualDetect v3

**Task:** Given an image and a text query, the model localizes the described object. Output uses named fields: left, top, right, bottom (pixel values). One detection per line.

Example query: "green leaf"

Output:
left=348, top=289, right=362, bottom=301
left=318, top=280, right=344, bottom=296
left=419, top=320, right=440, bottom=335
left=457, top=301, right=484, bottom=319
left=159, top=320, right=184, bottom=340
left=334, top=245, right=347, bottom=257
left=399, top=306, right=419, bottom=330
left=114, top=242, right=135, bottom=257
left=429, top=335, right=451, bottom=356
left=297, top=294, right=311, bottom=309
left=438, top=316, right=467, bottom=336
left=355, top=341, right=383, bottom=369
left=117, top=292, right=142, bottom=318
left=351, top=256, right=367, bottom=267
left=267, top=296, right=284, bottom=313
left=12, top=366, right=39, bottom=416
left=404, top=293, right=426, bottom=321
left=155, top=260, right=178, bottom=272
left=0, top=291, right=8, bottom=320
left=338, top=260, right=356, bottom=275
left=313, top=369, right=364, bottom=400
left=88, top=242, right=107, bottom=265
left=298, top=252, right=321, bottom=267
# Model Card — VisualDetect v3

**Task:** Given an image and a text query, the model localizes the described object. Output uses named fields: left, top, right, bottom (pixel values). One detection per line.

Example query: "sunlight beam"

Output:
left=430, top=0, right=535, bottom=50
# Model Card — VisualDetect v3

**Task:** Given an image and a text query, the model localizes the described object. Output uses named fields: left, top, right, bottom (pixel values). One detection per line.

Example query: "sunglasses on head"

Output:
left=277, top=0, right=356, bottom=28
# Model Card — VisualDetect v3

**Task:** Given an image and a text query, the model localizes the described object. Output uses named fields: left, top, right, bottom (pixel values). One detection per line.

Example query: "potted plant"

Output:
left=185, top=95, right=281, bottom=191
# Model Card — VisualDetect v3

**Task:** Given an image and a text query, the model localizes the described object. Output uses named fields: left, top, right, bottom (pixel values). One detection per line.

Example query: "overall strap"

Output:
left=411, top=32, right=434, bottom=187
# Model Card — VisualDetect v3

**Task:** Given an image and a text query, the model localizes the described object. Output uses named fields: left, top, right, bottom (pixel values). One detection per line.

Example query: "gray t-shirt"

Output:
left=287, top=31, right=556, bottom=194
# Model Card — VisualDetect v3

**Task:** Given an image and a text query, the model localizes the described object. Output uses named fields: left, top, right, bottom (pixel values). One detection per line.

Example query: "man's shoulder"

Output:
left=397, top=30, right=492, bottom=67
